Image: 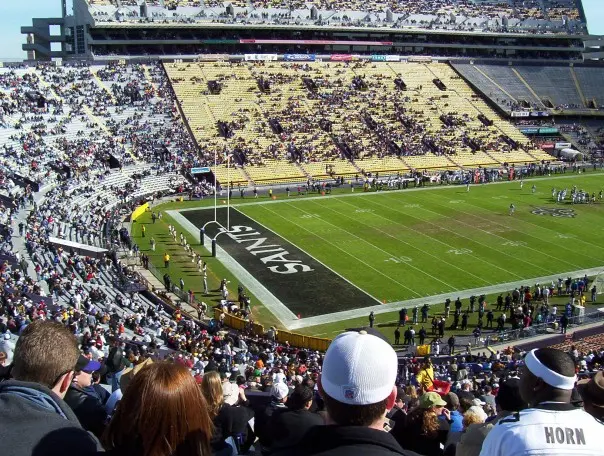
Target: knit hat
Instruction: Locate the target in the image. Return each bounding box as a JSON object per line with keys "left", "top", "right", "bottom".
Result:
{"left": 321, "top": 331, "right": 397, "bottom": 405}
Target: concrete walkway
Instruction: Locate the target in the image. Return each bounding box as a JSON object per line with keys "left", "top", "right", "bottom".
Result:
{"left": 123, "top": 256, "right": 206, "bottom": 321}
{"left": 10, "top": 186, "right": 55, "bottom": 295}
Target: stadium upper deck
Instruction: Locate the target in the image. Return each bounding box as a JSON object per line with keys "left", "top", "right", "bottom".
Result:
{"left": 21, "top": 0, "right": 590, "bottom": 61}
{"left": 85, "top": 0, "right": 585, "bottom": 34}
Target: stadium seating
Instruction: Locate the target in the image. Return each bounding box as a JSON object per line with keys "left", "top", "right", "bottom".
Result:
{"left": 165, "top": 60, "right": 552, "bottom": 184}
{"left": 453, "top": 63, "right": 604, "bottom": 114}
{"left": 573, "top": 68, "right": 604, "bottom": 108}
{"left": 549, "top": 333, "right": 604, "bottom": 353}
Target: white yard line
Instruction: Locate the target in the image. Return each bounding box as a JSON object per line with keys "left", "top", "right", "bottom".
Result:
{"left": 228, "top": 206, "right": 384, "bottom": 303}
{"left": 447, "top": 196, "right": 604, "bottom": 260}
{"left": 359, "top": 194, "right": 564, "bottom": 275}
{"left": 258, "top": 203, "right": 428, "bottom": 296}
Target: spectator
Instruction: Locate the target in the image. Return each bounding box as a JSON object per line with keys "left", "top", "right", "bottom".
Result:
{"left": 257, "top": 382, "right": 290, "bottom": 450}
{"left": 456, "top": 378, "right": 527, "bottom": 456}
{"left": 0, "top": 320, "right": 102, "bottom": 456}
{"left": 392, "top": 392, "right": 451, "bottom": 456}
{"left": 0, "top": 351, "right": 10, "bottom": 380}
{"left": 416, "top": 357, "right": 435, "bottom": 391}
{"left": 102, "top": 362, "right": 212, "bottom": 456}
{"left": 90, "top": 371, "right": 111, "bottom": 407}
{"left": 200, "top": 371, "right": 254, "bottom": 454}
{"left": 457, "top": 380, "right": 475, "bottom": 403}
{"left": 577, "top": 371, "right": 604, "bottom": 421}
{"left": 266, "top": 385, "right": 324, "bottom": 451}
{"left": 105, "top": 358, "right": 153, "bottom": 418}
{"left": 479, "top": 385, "right": 496, "bottom": 410}
{"left": 64, "top": 355, "right": 108, "bottom": 439}
{"left": 386, "top": 386, "right": 408, "bottom": 425}
{"left": 0, "top": 332, "right": 15, "bottom": 364}
{"left": 480, "top": 348, "right": 602, "bottom": 455}
{"left": 220, "top": 371, "right": 240, "bottom": 406}
{"left": 106, "top": 341, "right": 130, "bottom": 393}
{"left": 463, "top": 406, "right": 488, "bottom": 428}
{"left": 442, "top": 391, "right": 464, "bottom": 445}
{"left": 273, "top": 330, "right": 415, "bottom": 456}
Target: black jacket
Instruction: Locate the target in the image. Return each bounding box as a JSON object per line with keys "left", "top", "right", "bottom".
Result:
{"left": 270, "top": 425, "right": 419, "bottom": 456}
{"left": 390, "top": 413, "right": 448, "bottom": 456}
{"left": 64, "top": 385, "right": 108, "bottom": 438}
{"left": 106, "top": 347, "right": 127, "bottom": 373}
{"left": 0, "top": 380, "right": 102, "bottom": 456}
{"left": 256, "top": 400, "right": 289, "bottom": 446}
{"left": 266, "top": 408, "right": 324, "bottom": 451}
{"left": 211, "top": 403, "right": 254, "bottom": 447}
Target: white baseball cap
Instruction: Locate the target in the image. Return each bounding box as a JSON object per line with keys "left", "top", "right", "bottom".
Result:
{"left": 271, "top": 382, "right": 289, "bottom": 400}
{"left": 321, "top": 331, "right": 397, "bottom": 405}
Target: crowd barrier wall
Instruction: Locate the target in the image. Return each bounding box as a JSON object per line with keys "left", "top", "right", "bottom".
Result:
{"left": 214, "top": 309, "right": 331, "bottom": 351}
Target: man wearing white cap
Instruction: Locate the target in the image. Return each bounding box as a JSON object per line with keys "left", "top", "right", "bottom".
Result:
{"left": 272, "top": 330, "right": 416, "bottom": 456}
{"left": 480, "top": 348, "right": 603, "bottom": 456}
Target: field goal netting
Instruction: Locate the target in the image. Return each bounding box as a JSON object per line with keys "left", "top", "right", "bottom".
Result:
{"left": 594, "top": 270, "right": 604, "bottom": 295}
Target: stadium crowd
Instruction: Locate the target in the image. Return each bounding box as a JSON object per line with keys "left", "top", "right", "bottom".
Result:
{"left": 1, "top": 316, "right": 603, "bottom": 456}
{"left": 87, "top": 0, "right": 585, "bottom": 35}
{"left": 0, "top": 54, "right": 603, "bottom": 456}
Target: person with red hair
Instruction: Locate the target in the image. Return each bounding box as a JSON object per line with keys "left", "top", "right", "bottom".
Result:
{"left": 103, "top": 362, "right": 213, "bottom": 456}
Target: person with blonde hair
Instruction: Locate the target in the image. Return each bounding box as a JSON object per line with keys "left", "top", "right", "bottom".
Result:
{"left": 103, "top": 362, "right": 213, "bottom": 456}
{"left": 462, "top": 406, "right": 487, "bottom": 429}
{"left": 200, "top": 371, "right": 254, "bottom": 454}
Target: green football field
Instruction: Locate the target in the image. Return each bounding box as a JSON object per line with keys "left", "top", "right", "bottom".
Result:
{"left": 136, "top": 172, "right": 604, "bottom": 341}
{"left": 235, "top": 174, "right": 604, "bottom": 301}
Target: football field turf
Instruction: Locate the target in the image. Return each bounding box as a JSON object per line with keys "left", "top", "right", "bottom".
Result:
{"left": 146, "top": 172, "right": 604, "bottom": 337}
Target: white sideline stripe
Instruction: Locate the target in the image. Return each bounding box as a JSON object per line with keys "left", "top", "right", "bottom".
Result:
{"left": 285, "top": 266, "right": 604, "bottom": 330}
{"left": 174, "top": 171, "right": 604, "bottom": 212}
{"left": 166, "top": 210, "right": 298, "bottom": 326}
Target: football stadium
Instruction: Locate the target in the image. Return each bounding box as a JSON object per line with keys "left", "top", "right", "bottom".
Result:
{"left": 1, "top": 0, "right": 604, "bottom": 454}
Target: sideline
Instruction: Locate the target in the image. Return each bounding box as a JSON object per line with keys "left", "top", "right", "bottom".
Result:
{"left": 173, "top": 170, "right": 604, "bottom": 212}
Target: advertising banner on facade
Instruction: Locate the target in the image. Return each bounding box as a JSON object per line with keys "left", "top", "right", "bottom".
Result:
{"left": 283, "top": 54, "right": 316, "bottom": 61}
{"left": 330, "top": 54, "right": 353, "bottom": 61}
{"left": 244, "top": 54, "right": 278, "bottom": 61}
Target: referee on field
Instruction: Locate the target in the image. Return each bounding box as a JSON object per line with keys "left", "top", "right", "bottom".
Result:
{"left": 480, "top": 348, "right": 603, "bottom": 456}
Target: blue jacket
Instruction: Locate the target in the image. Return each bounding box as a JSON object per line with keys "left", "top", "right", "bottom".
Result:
{"left": 440, "top": 409, "right": 464, "bottom": 433}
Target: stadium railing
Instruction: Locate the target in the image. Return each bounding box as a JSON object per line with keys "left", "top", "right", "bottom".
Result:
{"left": 213, "top": 308, "right": 331, "bottom": 351}
{"left": 485, "top": 311, "right": 604, "bottom": 347}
